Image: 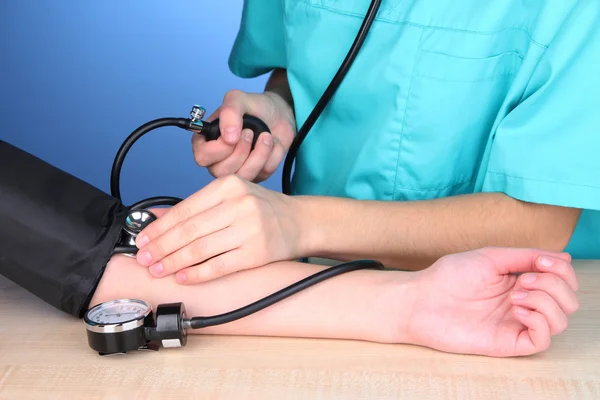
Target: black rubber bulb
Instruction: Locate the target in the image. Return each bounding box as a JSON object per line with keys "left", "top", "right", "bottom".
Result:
{"left": 200, "top": 114, "right": 271, "bottom": 150}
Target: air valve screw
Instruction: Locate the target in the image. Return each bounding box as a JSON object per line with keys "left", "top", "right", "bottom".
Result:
{"left": 190, "top": 105, "right": 206, "bottom": 122}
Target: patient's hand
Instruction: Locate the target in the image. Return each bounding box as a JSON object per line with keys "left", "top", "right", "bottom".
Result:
{"left": 404, "top": 247, "right": 579, "bottom": 357}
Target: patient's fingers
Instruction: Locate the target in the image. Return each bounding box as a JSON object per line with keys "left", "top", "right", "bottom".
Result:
{"left": 534, "top": 255, "right": 579, "bottom": 292}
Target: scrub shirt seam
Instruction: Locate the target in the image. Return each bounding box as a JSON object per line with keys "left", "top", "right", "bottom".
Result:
{"left": 512, "top": 2, "right": 577, "bottom": 106}
{"left": 396, "top": 178, "right": 475, "bottom": 192}
{"left": 283, "top": 0, "right": 290, "bottom": 67}
{"left": 378, "top": 0, "right": 403, "bottom": 20}
{"left": 487, "top": 171, "right": 600, "bottom": 190}
{"left": 414, "top": 72, "right": 519, "bottom": 83}
{"left": 392, "top": 28, "right": 425, "bottom": 200}
{"left": 300, "top": 0, "right": 549, "bottom": 49}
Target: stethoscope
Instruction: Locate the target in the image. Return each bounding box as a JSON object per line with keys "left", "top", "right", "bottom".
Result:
{"left": 83, "top": 0, "right": 383, "bottom": 356}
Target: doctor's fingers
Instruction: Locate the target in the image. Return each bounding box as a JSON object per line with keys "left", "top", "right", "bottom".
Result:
{"left": 135, "top": 200, "right": 236, "bottom": 268}
{"left": 236, "top": 132, "right": 275, "bottom": 182}
{"left": 208, "top": 129, "right": 255, "bottom": 178}
{"left": 136, "top": 176, "right": 252, "bottom": 247}
{"left": 218, "top": 90, "right": 256, "bottom": 144}
{"left": 177, "top": 247, "right": 254, "bottom": 284}
{"left": 150, "top": 227, "right": 243, "bottom": 283}
{"left": 192, "top": 133, "right": 236, "bottom": 170}
{"left": 255, "top": 135, "right": 287, "bottom": 183}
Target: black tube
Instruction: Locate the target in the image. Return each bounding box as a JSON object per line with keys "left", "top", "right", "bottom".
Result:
{"left": 0, "top": 141, "right": 128, "bottom": 318}
{"left": 130, "top": 196, "right": 182, "bottom": 210}
{"left": 111, "top": 117, "right": 190, "bottom": 201}
{"left": 281, "top": 0, "right": 382, "bottom": 195}
{"left": 110, "top": 115, "right": 271, "bottom": 206}
{"left": 188, "top": 259, "right": 385, "bottom": 329}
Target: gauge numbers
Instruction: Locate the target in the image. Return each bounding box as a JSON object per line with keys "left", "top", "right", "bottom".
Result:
{"left": 86, "top": 299, "right": 149, "bottom": 325}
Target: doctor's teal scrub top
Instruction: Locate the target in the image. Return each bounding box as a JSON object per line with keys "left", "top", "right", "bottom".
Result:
{"left": 228, "top": 0, "right": 600, "bottom": 259}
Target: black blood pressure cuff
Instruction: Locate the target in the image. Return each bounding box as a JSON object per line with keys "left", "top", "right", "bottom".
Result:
{"left": 0, "top": 141, "right": 128, "bottom": 318}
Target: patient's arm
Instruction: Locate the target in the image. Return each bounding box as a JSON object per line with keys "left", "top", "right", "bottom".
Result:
{"left": 89, "top": 248, "right": 579, "bottom": 358}
{"left": 90, "top": 254, "right": 411, "bottom": 343}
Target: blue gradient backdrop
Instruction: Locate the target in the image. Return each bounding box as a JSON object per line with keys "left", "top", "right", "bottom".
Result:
{"left": 0, "top": 1, "right": 276, "bottom": 206}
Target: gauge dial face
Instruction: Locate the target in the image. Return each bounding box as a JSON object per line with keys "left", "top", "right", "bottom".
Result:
{"left": 86, "top": 299, "right": 149, "bottom": 325}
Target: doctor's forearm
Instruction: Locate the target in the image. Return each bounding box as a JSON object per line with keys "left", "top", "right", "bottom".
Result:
{"left": 298, "top": 193, "right": 581, "bottom": 270}
{"left": 90, "top": 255, "right": 412, "bottom": 343}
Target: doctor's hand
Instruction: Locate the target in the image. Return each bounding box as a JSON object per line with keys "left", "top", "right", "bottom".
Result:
{"left": 192, "top": 90, "right": 296, "bottom": 183}
{"left": 134, "top": 175, "right": 305, "bottom": 284}
{"left": 406, "top": 248, "right": 580, "bottom": 357}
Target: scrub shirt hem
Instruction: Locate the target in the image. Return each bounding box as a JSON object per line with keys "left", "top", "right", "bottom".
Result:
{"left": 228, "top": 58, "right": 273, "bottom": 79}
{"left": 483, "top": 172, "right": 600, "bottom": 212}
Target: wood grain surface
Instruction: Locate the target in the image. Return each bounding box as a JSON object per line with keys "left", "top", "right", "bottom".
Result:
{"left": 1, "top": 261, "right": 599, "bottom": 400}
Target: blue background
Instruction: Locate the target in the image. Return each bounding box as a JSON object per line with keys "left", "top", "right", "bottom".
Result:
{"left": 0, "top": 1, "right": 276, "bottom": 206}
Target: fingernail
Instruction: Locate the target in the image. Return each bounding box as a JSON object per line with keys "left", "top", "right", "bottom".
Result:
{"left": 243, "top": 130, "right": 253, "bottom": 143}
{"left": 522, "top": 273, "right": 537, "bottom": 284}
{"left": 511, "top": 290, "right": 528, "bottom": 300}
{"left": 136, "top": 234, "right": 149, "bottom": 248}
{"left": 224, "top": 127, "right": 238, "bottom": 142}
{"left": 516, "top": 307, "right": 530, "bottom": 316}
{"left": 539, "top": 256, "right": 554, "bottom": 268}
{"left": 149, "top": 263, "right": 163, "bottom": 276}
{"left": 263, "top": 134, "right": 272, "bottom": 146}
{"left": 138, "top": 251, "right": 152, "bottom": 265}
{"left": 176, "top": 272, "right": 187, "bottom": 283}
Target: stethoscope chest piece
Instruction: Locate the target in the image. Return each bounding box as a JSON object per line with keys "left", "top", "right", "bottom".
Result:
{"left": 115, "top": 209, "right": 158, "bottom": 257}
{"left": 122, "top": 209, "right": 157, "bottom": 245}
{"left": 83, "top": 299, "right": 188, "bottom": 355}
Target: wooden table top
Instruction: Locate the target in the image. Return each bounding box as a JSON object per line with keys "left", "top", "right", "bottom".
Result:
{"left": 1, "top": 261, "right": 599, "bottom": 400}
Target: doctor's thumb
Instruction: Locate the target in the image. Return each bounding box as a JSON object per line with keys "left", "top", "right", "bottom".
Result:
{"left": 218, "top": 90, "right": 252, "bottom": 144}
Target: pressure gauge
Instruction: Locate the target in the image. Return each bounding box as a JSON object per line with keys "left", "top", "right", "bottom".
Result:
{"left": 83, "top": 299, "right": 188, "bottom": 356}
{"left": 84, "top": 299, "right": 154, "bottom": 355}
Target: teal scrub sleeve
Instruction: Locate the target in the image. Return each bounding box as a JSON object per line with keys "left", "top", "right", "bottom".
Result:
{"left": 228, "top": 0, "right": 287, "bottom": 78}
{"left": 482, "top": 2, "right": 600, "bottom": 211}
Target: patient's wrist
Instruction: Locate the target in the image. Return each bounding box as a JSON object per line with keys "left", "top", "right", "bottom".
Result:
{"left": 379, "top": 271, "right": 421, "bottom": 345}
